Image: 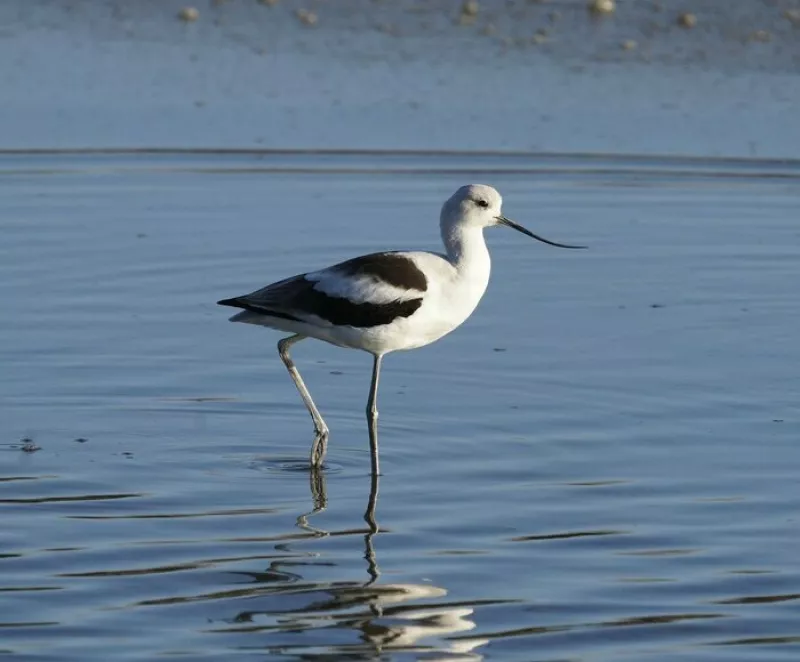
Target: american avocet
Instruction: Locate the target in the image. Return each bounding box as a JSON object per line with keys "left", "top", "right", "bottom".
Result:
{"left": 218, "top": 184, "right": 584, "bottom": 474}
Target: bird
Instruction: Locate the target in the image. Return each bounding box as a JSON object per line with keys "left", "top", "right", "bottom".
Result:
{"left": 218, "top": 184, "right": 585, "bottom": 474}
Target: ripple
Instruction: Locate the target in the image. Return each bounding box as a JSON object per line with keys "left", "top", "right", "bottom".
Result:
{"left": 511, "top": 529, "right": 628, "bottom": 542}
{"left": 714, "top": 593, "right": 800, "bottom": 605}
{"left": 0, "top": 493, "right": 142, "bottom": 504}
{"left": 66, "top": 506, "right": 280, "bottom": 521}
{"left": 249, "top": 456, "right": 345, "bottom": 474}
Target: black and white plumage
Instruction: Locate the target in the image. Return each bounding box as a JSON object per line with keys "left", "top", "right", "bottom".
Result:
{"left": 218, "top": 184, "right": 585, "bottom": 474}
{"left": 220, "top": 253, "right": 427, "bottom": 333}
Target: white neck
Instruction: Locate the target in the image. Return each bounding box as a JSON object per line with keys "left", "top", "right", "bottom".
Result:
{"left": 441, "top": 222, "right": 491, "bottom": 279}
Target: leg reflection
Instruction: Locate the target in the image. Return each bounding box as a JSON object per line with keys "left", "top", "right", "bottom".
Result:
{"left": 295, "top": 465, "right": 328, "bottom": 536}
{"left": 293, "top": 429, "right": 381, "bottom": 587}
{"left": 364, "top": 468, "right": 380, "bottom": 586}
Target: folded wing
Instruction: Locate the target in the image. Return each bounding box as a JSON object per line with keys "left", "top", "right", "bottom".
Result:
{"left": 218, "top": 252, "right": 428, "bottom": 329}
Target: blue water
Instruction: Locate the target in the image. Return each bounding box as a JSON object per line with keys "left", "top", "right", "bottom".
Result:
{"left": 1, "top": 151, "right": 799, "bottom": 661}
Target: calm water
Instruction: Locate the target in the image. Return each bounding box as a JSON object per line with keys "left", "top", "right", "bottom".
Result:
{"left": 1, "top": 151, "right": 799, "bottom": 661}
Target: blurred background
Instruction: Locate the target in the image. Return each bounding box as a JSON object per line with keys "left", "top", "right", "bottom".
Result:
{"left": 2, "top": 0, "right": 799, "bottom": 154}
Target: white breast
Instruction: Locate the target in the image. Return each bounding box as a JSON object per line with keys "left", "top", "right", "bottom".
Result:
{"left": 350, "top": 250, "right": 491, "bottom": 353}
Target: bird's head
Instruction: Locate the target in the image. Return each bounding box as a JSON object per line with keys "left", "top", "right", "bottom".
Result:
{"left": 441, "top": 183, "right": 586, "bottom": 249}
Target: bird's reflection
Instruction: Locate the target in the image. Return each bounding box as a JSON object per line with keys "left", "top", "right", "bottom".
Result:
{"left": 225, "top": 427, "right": 489, "bottom": 660}
{"left": 363, "top": 469, "right": 380, "bottom": 586}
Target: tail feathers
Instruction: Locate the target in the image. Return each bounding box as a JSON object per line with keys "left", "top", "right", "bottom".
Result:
{"left": 218, "top": 297, "right": 300, "bottom": 323}
{"left": 217, "top": 297, "right": 245, "bottom": 308}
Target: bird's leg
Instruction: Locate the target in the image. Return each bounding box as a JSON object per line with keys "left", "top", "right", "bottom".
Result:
{"left": 366, "top": 353, "right": 383, "bottom": 476}
{"left": 277, "top": 334, "right": 329, "bottom": 468}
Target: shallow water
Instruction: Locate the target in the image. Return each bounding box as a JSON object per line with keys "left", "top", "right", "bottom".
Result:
{"left": 1, "top": 151, "right": 799, "bottom": 661}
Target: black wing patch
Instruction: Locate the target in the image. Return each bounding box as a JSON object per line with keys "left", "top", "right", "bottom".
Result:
{"left": 332, "top": 252, "right": 428, "bottom": 292}
{"left": 218, "top": 273, "right": 422, "bottom": 328}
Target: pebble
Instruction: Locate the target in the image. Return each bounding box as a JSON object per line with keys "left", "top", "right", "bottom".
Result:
{"left": 296, "top": 9, "right": 318, "bottom": 26}
{"left": 20, "top": 437, "right": 41, "bottom": 453}
{"left": 178, "top": 7, "right": 199, "bottom": 22}
{"left": 785, "top": 9, "right": 800, "bottom": 26}
{"left": 588, "top": 0, "right": 615, "bottom": 16}
{"left": 677, "top": 12, "right": 697, "bottom": 29}
{"left": 462, "top": 1, "right": 479, "bottom": 17}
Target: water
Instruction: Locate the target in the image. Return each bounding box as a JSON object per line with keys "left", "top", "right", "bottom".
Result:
{"left": 1, "top": 151, "right": 799, "bottom": 661}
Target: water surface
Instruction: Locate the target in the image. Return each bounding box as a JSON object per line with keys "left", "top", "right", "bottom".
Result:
{"left": 1, "top": 151, "right": 799, "bottom": 661}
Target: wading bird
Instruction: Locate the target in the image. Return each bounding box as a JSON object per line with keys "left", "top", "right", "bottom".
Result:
{"left": 218, "top": 184, "right": 584, "bottom": 474}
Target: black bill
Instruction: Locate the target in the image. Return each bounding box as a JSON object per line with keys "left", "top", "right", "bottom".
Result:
{"left": 496, "top": 216, "right": 586, "bottom": 249}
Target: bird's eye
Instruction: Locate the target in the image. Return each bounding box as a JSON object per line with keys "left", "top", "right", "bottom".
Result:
{"left": 476, "top": 199, "right": 489, "bottom": 208}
